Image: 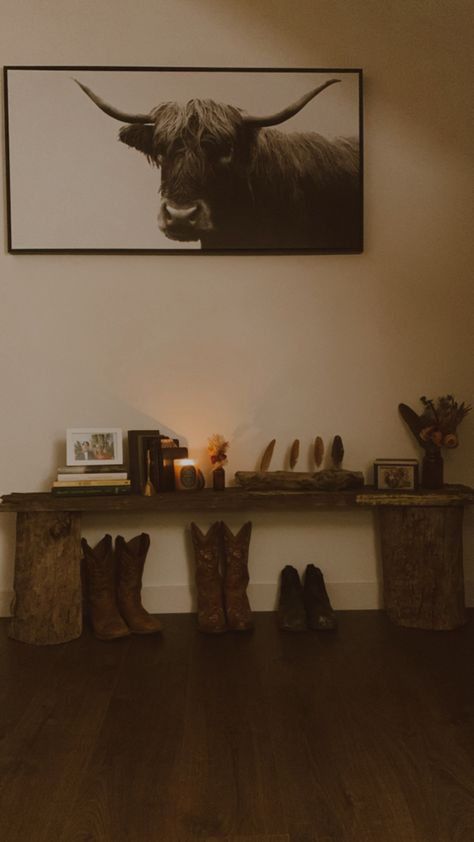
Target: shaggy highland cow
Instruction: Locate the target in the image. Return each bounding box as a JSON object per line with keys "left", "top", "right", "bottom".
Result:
{"left": 76, "top": 78, "right": 361, "bottom": 251}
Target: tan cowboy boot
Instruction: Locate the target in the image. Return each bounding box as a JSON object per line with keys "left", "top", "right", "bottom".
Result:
{"left": 190, "top": 522, "right": 227, "bottom": 633}
{"left": 81, "top": 534, "right": 131, "bottom": 641}
{"left": 115, "top": 533, "right": 163, "bottom": 634}
{"left": 222, "top": 522, "right": 253, "bottom": 632}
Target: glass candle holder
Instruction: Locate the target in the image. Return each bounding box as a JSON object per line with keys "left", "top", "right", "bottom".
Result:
{"left": 174, "top": 459, "right": 202, "bottom": 491}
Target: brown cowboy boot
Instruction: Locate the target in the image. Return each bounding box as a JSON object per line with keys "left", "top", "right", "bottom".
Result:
{"left": 190, "top": 522, "right": 227, "bottom": 633}
{"left": 222, "top": 521, "right": 253, "bottom": 632}
{"left": 81, "top": 534, "right": 131, "bottom": 641}
{"left": 115, "top": 533, "right": 163, "bottom": 634}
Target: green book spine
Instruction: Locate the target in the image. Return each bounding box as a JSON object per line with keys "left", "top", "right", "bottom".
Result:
{"left": 51, "top": 485, "right": 132, "bottom": 496}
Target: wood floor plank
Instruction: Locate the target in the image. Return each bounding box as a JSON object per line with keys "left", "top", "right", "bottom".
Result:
{"left": 0, "top": 629, "right": 130, "bottom": 842}
{"left": 206, "top": 835, "right": 289, "bottom": 841}
{"left": 0, "top": 611, "right": 473, "bottom": 842}
{"left": 256, "top": 611, "right": 474, "bottom": 842}
{"left": 165, "top": 628, "right": 287, "bottom": 841}
{"left": 335, "top": 613, "right": 474, "bottom": 842}
{"left": 58, "top": 614, "right": 194, "bottom": 842}
{"left": 0, "top": 632, "right": 64, "bottom": 781}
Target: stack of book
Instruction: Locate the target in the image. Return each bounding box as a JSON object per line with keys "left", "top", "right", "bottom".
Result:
{"left": 51, "top": 465, "right": 131, "bottom": 496}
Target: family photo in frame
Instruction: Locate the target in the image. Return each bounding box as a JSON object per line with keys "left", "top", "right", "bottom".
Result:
{"left": 66, "top": 428, "right": 123, "bottom": 466}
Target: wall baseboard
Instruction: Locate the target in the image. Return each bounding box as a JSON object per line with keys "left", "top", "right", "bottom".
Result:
{"left": 143, "top": 581, "right": 385, "bottom": 613}
{"left": 1, "top": 581, "right": 473, "bottom": 618}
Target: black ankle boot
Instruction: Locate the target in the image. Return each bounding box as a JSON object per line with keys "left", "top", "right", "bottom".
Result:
{"left": 303, "top": 564, "right": 337, "bottom": 630}
{"left": 277, "top": 565, "right": 307, "bottom": 631}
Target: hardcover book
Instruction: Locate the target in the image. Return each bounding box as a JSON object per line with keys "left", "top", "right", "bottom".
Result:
{"left": 56, "top": 464, "right": 127, "bottom": 474}
{"left": 56, "top": 472, "right": 128, "bottom": 482}
{"left": 52, "top": 479, "right": 131, "bottom": 488}
{"left": 51, "top": 484, "right": 131, "bottom": 496}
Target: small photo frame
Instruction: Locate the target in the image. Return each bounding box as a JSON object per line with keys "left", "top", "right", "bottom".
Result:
{"left": 66, "top": 428, "right": 123, "bottom": 466}
{"left": 374, "top": 459, "right": 419, "bottom": 491}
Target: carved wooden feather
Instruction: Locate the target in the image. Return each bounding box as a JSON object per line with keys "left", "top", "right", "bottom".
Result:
{"left": 331, "top": 435, "right": 344, "bottom": 468}
{"left": 260, "top": 439, "right": 276, "bottom": 472}
{"left": 289, "top": 439, "right": 300, "bottom": 469}
{"left": 314, "top": 436, "right": 324, "bottom": 468}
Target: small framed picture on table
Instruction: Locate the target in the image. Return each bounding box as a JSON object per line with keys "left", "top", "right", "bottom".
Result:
{"left": 66, "top": 428, "right": 123, "bottom": 466}
{"left": 374, "top": 459, "right": 419, "bottom": 490}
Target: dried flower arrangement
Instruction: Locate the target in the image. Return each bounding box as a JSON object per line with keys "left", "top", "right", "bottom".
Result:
{"left": 207, "top": 434, "right": 229, "bottom": 469}
{"left": 208, "top": 433, "right": 229, "bottom": 490}
{"left": 399, "top": 395, "right": 471, "bottom": 452}
{"left": 399, "top": 395, "right": 471, "bottom": 488}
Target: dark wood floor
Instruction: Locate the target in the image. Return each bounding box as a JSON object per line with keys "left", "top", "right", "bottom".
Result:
{"left": 0, "top": 610, "right": 473, "bottom": 842}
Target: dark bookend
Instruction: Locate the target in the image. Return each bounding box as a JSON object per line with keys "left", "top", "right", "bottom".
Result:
{"left": 141, "top": 435, "right": 164, "bottom": 492}
{"left": 127, "top": 429, "right": 160, "bottom": 493}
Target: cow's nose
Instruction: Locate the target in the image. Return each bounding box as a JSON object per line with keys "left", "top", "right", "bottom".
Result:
{"left": 164, "top": 204, "right": 198, "bottom": 225}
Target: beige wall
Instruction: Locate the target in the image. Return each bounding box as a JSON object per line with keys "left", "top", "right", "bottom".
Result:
{"left": 1, "top": 0, "right": 473, "bottom": 615}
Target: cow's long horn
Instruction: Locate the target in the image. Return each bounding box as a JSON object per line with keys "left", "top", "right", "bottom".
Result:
{"left": 74, "top": 79, "right": 153, "bottom": 124}
{"left": 243, "top": 79, "right": 340, "bottom": 128}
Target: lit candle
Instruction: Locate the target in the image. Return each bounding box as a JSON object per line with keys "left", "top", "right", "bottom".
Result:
{"left": 174, "top": 458, "right": 202, "bottom": 491}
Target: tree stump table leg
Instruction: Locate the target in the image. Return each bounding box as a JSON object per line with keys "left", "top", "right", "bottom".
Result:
{"left": 378, "top": 506, "right": 466, "bottom": 630}
{"left": 9, "top": 511, "right": 82, "bottom": 645}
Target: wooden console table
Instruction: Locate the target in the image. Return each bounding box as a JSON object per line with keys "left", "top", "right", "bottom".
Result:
{"left": 1, "top": 485, "right": 473, "bottom": 644}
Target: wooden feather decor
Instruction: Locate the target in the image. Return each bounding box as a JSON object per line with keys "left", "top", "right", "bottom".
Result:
{"left": 289, "top": 439, "right": 300, "bottom": 469}
{"left": 314, "top": 436, "right": 324, "bottom": 468}
{"left": 331, "top": 435, "right": 344, "bottom": 468}
{"left": 260, "top": 439, "right": 276, "bottom": 472}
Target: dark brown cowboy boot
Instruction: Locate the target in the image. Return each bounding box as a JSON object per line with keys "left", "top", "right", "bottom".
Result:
{"left": 277, "top": 565, "right": 307, "bottom": 631}
{"left": 303, "top": 564, "right": 337, "bottom": 630}
{"left": 222, "top": 522, "right": 253, "bottom": 632}
{"left": 190, "top": 522, "right": 227, "bottom": 633}
{"left": 115, "top": 533, "right": 163, "bottom": 634}
{"left": 81, "top": 534, "right": 131, "bottom": 641}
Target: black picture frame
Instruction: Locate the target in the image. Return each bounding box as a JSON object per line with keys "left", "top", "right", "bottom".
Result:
{"left": 4, "top": 65, "right": 363, "bottom": 255}
{"left": 373, "top": 460, "right": 419, "bottom": 491}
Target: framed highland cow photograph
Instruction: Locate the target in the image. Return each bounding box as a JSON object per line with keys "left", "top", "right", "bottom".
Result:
{"left": 4, "top": 66, "right": 363, "bottom": 254}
